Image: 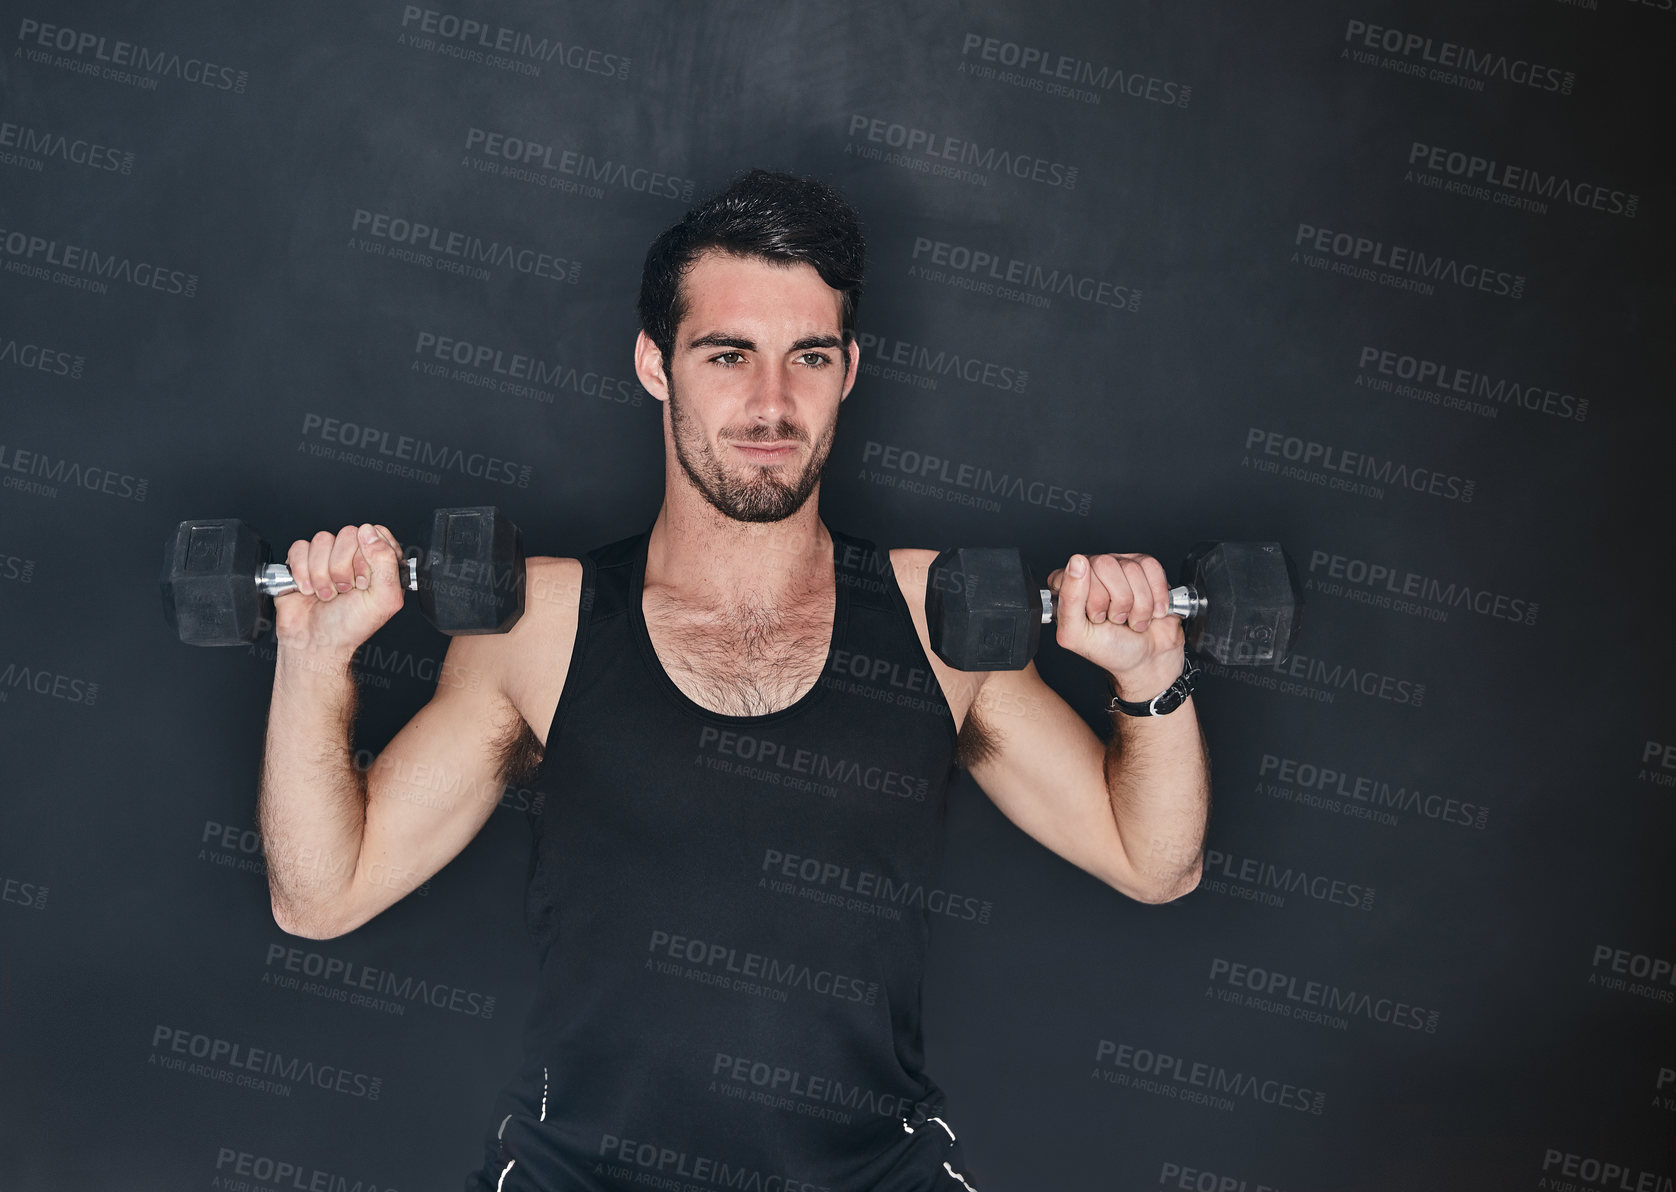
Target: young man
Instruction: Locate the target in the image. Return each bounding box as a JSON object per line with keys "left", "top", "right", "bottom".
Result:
{"left": 259, "top": 170, "right": 1208, "bottom": 1191}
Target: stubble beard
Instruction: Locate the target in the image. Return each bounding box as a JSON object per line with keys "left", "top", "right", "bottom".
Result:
{"left": 666, "top": 375, "right": 837, "bottom": 524}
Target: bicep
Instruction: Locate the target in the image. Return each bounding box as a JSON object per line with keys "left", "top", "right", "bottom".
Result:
{"left": 292, "top": 556, "right": 578, "bottom": 935}
{"left": 964, "top": 666, "right": 1152, "bottom": 896}
{"left": 356, "top": 549, "right": 579, "bottom": 881}
{"left": 891, "top": 546, "right": 1155, "bottom": 893}
{"left": 344, "top": 639, "right": 525, "bottom": 917}
{"left": 353, "top": 554, "right": 577, "bottom": 914}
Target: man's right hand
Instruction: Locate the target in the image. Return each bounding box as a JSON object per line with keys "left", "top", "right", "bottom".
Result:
{"left": 276, "top": 523, "right": 406, "bottom": 657}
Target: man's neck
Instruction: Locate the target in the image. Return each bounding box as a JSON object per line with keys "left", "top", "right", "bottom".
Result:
{"left": 645, "top": 488, "right": 832, "bottom": 611}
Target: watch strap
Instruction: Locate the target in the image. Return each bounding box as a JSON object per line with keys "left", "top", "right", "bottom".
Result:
{"left": 1107, "top": 655, "right": 1199, "bottom": 717}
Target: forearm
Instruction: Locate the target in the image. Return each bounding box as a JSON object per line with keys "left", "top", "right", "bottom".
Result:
{"left": 258, "top": 646, "right": 367, "bottom": 934}
{"left": 1103, "top": 668, "right": 1210, "bottom": 901}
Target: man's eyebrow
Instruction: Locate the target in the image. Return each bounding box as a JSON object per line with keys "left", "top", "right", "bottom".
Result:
{"left": 684, "top": 332, "right": 843, "bottom": 353}
{"left": 686, "top": 332, "right": 756, "bottom": 352}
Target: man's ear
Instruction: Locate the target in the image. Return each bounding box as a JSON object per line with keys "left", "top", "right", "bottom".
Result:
{"left": 840, "top": 337, "right": 861, "bottom": 400}
{"left": 634, "top": 330, "right": 670, "bottom": 403}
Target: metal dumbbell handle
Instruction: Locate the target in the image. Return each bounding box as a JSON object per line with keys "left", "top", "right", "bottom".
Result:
{"left": 256, "top": 556, "right": 420, "bottom": 597}
{"left": 1039, "top": 584, "right": 1206, "bottom": 624}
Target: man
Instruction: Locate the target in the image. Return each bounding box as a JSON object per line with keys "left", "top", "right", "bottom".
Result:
{"left": 259, "top": 170, "right": 1208, "bottom": 1191}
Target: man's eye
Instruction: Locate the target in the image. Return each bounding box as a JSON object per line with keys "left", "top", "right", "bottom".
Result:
{"left": 798, "top": 353, "right": 830, "bottom": 368}
{"left": 712, "top": 351, "right": 745, "bottom": 366}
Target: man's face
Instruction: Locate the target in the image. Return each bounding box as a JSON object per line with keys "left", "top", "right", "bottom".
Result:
{"left": 635, "top": 251, "right": 860, "bottom": 524}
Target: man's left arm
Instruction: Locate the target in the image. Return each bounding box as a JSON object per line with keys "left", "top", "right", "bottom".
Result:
{"left": 894, "top": 549, "right": 1209, "bottom": 904}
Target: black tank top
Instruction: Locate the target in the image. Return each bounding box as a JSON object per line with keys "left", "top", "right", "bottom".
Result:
{"left": 480, "top": 525, "right": 965, "bottom": 1191}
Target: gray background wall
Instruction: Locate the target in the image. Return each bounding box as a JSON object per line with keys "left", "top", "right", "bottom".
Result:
{"left": 1, "top": 1, "right": 1672, "bottom": 1188}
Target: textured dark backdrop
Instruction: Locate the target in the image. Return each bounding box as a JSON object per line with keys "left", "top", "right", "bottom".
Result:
{"left": 1, "top": 1, "right": 1672, "bottom": 1189}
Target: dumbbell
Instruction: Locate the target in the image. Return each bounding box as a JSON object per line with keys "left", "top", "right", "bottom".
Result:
{"left": 160, "top": 506, "right": 525, "bottom": 646}
{"left": 925, "top": 542, "right": 1301, "bottom": 671}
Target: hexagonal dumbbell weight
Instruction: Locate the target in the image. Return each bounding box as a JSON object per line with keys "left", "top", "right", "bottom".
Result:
{"left": 159, "top": 506, "right": 525, "bottom": 646}
{"left": 925, "top": 541, "right": 1301, "bottom": 671}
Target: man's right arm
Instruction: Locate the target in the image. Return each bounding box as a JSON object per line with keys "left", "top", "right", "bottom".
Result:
{"left": 257, "top": 522, "right": 578, "bottom": 939}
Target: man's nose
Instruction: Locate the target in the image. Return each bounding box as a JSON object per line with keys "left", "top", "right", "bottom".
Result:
{"left": 742, "top": 362, "right": 791, "bottom": 420}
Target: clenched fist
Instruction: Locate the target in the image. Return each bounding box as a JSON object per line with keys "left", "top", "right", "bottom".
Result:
{"left": 275, "top": 523, "right": 406, "bottom": 658}
{"left": 1045, "top": 552, "right": 1187, "bottom": 700}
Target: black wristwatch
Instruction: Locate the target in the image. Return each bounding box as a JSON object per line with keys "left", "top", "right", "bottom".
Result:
{"left": 1107, "top": 656, "right": 1199, "bottom": 717}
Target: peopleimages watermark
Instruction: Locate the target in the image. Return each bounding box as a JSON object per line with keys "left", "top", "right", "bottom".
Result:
{"left": 855, "top": 329, "right": 1028, "bottom": 394}
{"left": 397, "top": 5, "right": 630, "bottom": 80}
{"left": 212, "top": 1146, "right": 398, "bottom": 1192}
{"left": 0, "top": 225, "right": 198, "bottom": 297}
{"left": 646, "top": 928, "right": 880, "bottom": 1006}
{"left": 263, "top": 943, "right": 497, "bottom": 1019}
{"left": 1091, "top": 1040, "right": 1326, "bottom": 1114}
{"left": 1198, "top": 649, "right": 1424, "bottom": 709}
{"left": 819, "top": 644, "right": 949, "bottom": 719}
{"left": 244, "top": 625, "right": 490, "bottom": 695}
{"left": 1405, "top": 141, "right": 1637, "bottom": 219}
{"left": 956, "top": 31, "right": 1192, "bottom": 108}
{"left": 1292, "top": 222, "right": 1524, "bottom": 299}
{"left": 1589, "top": 944, "right": 1676, "bottom": 1007}
{"left": 709, "top": 1051, "right": 915, "bottom": 1123}
{"left": 0, "top": 333, "right": 84, "bottom": 379}
{"left": 1156, "top": 1160, "right": 1286, "bottom": 1192}
{"left": 0, "top": 441, "right": 147, "bottom": 502}
{"left": 0, "top": 551, "right": 35, "bottom": 584}
{"left": 1257, "top": 751, "right": 1490, "bottom": 830}
{"left": 860, "top": 439, "right": 1092, "bottom": 517}
{"left": 1, "top": 874, "right": 48, "bottom": 911}
{"left": 909, "top": 235, "right": 1140, "bottom": 312}
{"left": 0, "top": 120, "right": 134, "bottom": 175}
{"left": 298, "top": 412, "right": 532, "bottom": 488}
{"left": 1243, "top": 427, "right": 1475, "bottom": 504}
{"left": 198, "top": 819, "right": 436, "bottom": 896}
{"left": 845, "top": 113, "right": 1078, "bottom": 190}
{"left": 1354, "top": 344, "right": 1586, "bottom": 424}
{"left": 148, "top": 1025, "right": 382, "bottom": 1100}
{"left": 1654, "top": 1068, "right": 1676, "bottom": 1114}
{"left": 412, "top": 329, "right": 642, "bottom": 406}
{"left": 1269, "top": 650, "right": 1424, "bottom": 706}
{"left": 349, "top": 207, "right": 580, "bottom": 284}
{"left": 1641, "top": 740, "right": 1676, "bottom": 788}
{"left": 596, "top": 1131, "right": 822, "bottom": 1192}
{"left": 697, "top": 726, "right": 929, "bottom": 801}
{"left": 1196, "top": 846, "right": 1376, "bottom": 912}
{"left": 349, "top": 749, "right": 546, "bottom": 817}
{"left": 462, "top": 127, "right": 694, "bottom": 201}
{"left": 1207, "top": 957, "right": 1440, "bottom": 1033}
{"left": 0, "top": 660, "right": 100, "bottom": 706}
{"left": 1340, "top": 19, "right": 1576, "bottom": 95}
{"left": 1539, "top": 1148, "right": 1672, "bottom": 1192}
{"left": 759, "top": 847, "right": 992, "bottom": 924}
{"left": 199, "top": 819, "right": 272, "bottom": 878}
{"left": 1306, "top": 547, "right": 1538, "bottom": 630}
{"left": 14, "top": 17, "right": 250, "bottom": 94}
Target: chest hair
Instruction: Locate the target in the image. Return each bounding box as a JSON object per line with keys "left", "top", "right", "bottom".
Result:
{"left": 648, "top": 588, "right": 834, "bottom": 717}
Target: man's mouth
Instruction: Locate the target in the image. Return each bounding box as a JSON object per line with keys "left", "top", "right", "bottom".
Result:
{"left": 729, "top": 441, "right": 799, "bottom": 461}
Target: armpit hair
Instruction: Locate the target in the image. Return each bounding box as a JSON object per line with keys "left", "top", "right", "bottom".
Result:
{"left": 954, "top": 702, "right": 999, "bottom": 771}
{"left": 492, "top": 718, "right": 545, "bottom": 787}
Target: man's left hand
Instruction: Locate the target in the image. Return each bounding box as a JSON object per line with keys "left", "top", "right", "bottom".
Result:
{"left": 1045, "top": 553, "right": 1186, "bottom": 700}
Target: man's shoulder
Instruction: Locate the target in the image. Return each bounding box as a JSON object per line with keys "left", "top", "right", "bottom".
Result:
{"left": 443, "top": 556, "right": 584, "bottom": 697}
{"left": 885, "top": 546, "right": 939, "bottom": 566}
{"left": 884, "top": 547, "right": 939, "bottom": 605}
{"left": 829, "top": 533, "right": 938, "bottom": 599}
{"left": 523, "top": 555, "right": 586, "bottom": 619}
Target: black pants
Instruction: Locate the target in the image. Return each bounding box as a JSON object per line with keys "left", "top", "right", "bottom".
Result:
{"left": 465, "top": 1102, "right": 980, "bottom": 1192}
